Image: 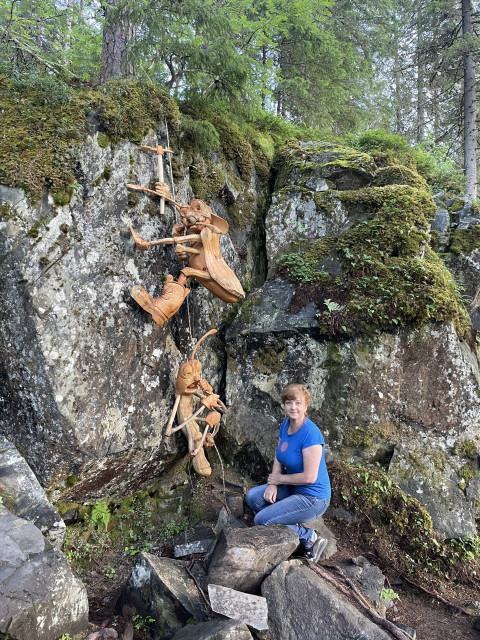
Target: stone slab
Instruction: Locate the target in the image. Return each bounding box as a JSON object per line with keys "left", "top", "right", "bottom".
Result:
{"left": 208, "top": 584, "right": 268, "bottom": 631}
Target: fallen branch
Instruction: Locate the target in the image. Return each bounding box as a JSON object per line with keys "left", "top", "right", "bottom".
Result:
{"left": 399, "top": 573, "right": 474, "bottom": 617}
{"left": 306, "top": 561, "right": 415, "bottom": 640}
{"left": 186, "top": 560, "right": 211, "bottom": 612}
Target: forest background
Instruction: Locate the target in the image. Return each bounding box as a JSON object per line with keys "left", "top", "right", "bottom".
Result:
{"left": 0, "top": 0, "right": 478, "bottom": 200}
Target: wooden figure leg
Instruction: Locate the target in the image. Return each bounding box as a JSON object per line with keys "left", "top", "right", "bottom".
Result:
{"left": 131, "top": 275, "right": 190, "bottom": 326}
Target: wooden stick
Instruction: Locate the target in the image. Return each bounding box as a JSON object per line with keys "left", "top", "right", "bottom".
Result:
{"left": 165, "top": 395, "right": 181, "bottom": 436}
{"left": 169, "top": 405, "right": 206, "bottom": 434}
{"left": 140, "top": 145, "right": 173, "bottom": 215}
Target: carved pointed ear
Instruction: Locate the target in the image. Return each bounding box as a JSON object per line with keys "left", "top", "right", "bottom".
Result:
{"left": 190, "top": 329, "right": 217, "bottom": 360}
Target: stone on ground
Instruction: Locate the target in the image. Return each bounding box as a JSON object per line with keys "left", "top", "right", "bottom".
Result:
{"left": 206, "top": 524, "right": 298, "bottom": 593}
{"left": 208, "top": 584, "right": 268, "bottom": 631}
{"left": 118, "top": 553, "right": 208, "bottom": 640}
{"left": 0, "top": 505, "right": 88, "bottom": 640}
{"left": 172, "top": 618, "right": 254, "bottom": 640}
{"left": 174, "top": 524, "right": 216, "bottom": 558}
{"left": 0, "top": 435, "right": 65, "bottom": 547}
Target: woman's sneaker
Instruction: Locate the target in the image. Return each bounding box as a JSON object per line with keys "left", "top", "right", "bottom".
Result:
{"left": 304, "top": 531, "right": 328, "bottom": 563}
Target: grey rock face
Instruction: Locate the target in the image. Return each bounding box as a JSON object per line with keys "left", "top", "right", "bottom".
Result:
{"left": 261, "top": 560, "right": 392, "bottom": 640}
{"left": 0, "top": 127, "right": 247, "bottom": 500}
{"left": 224, "top": 319, "right": 480, "bottom": 537}
{"left": 0, "top": 435, "right": 65, "bottom": 547}
{"left": 206, "top": 525, "right": 299, "bottom": 593}
{"left": 0, "top": 505, "right": 89, "bottom": 640}
{"left": 119, "top": 553, "right": 208, "bottom": 639}
{"left": 172, "top": 618, "right": 253, "bottom": 640}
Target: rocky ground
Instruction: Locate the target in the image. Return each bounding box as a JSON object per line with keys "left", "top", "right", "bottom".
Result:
{"left": 73, "top": 466, "right": 480, "bottom": 640}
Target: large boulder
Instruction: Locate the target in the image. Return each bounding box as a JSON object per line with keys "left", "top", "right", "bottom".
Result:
{"left": 224, "top": 316, "right": 480, "bottom": 537}
{"left": 206, "top": 525, "right": 299, "bottom": 593}
{"left": 0, "top": 124, "right": 253, "bottom": 500}
{"left": 118, "top": 553, "right": 208, "bottom": 639}
{"left": 261, "top": 560, "right": 392, "bottom": 640}
{"left": 0, "top": 505, "right": 89, "bottom": 640}
{"left": 0, "top": 435, "right": 65, "bottom": 547}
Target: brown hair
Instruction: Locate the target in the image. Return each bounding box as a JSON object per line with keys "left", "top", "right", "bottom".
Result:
{"left": 281, "top": 384, "right": 311, "bottom": 407}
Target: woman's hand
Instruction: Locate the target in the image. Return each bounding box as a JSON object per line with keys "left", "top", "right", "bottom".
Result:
{"left": 263, "top": 484, "right": 278, "bottom": 503}
{"left": 267, "top": 472, "right": 282, "bottom": 485}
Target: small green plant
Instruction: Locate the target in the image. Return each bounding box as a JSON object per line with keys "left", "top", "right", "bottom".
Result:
{"left": 124, "top": 542, "right": 149, "bottom": 556}
{"left": 380, "top": 587, "right": 401, "bottom": 603}
{"left": 132, "top": 614, "right": 155, "bottom": 631}
{"left": 59, "top": 634, "right": 72, "bottom": 640}
{"left": 91, "top": 501, "right": 111, "bottom": 531}
{"left": 160, "top": 517, "right": 190, "bottom": 542}
{"left": 324, "top": 298, "right": 344, "bottom": 312}
{"left": 101, "top": 564, "right": 116, "bottom": 579}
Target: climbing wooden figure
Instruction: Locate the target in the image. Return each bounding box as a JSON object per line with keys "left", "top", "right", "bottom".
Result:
{"left": 165, "top": 329, "right": 227, "bottom": 477}
{"left": 127, "top": 174, "right": 245, "bottom": 326}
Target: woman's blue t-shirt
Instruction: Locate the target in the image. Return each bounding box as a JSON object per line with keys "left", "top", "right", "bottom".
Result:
{"left": 276, "top": 417, "right": 331, "bottom": 498}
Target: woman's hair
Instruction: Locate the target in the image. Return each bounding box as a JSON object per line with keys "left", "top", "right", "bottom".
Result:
{"left": 281, "top": 384, "right": 311, "bottom": 407}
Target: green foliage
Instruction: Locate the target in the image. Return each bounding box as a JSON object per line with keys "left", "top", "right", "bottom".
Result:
{"left": 180, "top": 115, "right": 220, "bottom": 156}
{"left": 349, "top": 129, "right": 465, "bottom": 194}
{"left": 91, "top": 501, "right": 111, "bottom": 531}
{"left": 159, "top": 517, "right": 190, "bottom": 542}
{"left": 0, "top": 76, "right": 179, "bottom": 202}
{"left": 132, "top": 615, "right": 155, "bottom": 631}
{"left": 380, "top": 588, "right": 400, "bottom": 603}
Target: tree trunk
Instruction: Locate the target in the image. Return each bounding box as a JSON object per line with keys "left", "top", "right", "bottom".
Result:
{"left": 100, "top": 0, "right": 136, "bottom": 82}
{"left": 462, "top": 0, "right": 477, "bottom": 201}
{"left": 416, "top": 6, "right": 425, "bottom": 143}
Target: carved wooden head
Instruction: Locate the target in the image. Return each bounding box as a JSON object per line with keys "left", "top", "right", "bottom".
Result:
{"left": 179, "top": 199, "right": 213, "bottom": 232}
{"left": 174, "top": 329, "right": 217, "bottom": 395}
{"left": 175, "top": 359, "right": 202, "bottom": 395}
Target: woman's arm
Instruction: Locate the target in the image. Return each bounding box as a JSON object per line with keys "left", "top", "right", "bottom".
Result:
{"left": 264, "top": 456, "right": 282, "bottom": 503}
{"left": 267, "top": 445, "right": 323, "bottom": 486}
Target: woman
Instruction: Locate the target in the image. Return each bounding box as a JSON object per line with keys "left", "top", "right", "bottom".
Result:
{"left": 246, "top": 384, "right": 331, "bottom": 562}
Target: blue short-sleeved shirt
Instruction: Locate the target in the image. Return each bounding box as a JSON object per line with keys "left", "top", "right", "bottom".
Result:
{"left": 276, "top": 417, "right": 331, "bottom": 498}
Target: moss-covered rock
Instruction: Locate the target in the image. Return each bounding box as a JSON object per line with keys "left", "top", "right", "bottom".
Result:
{"left": 0, "top": 77, "right": 180, "bottom": 202}
{"left": 373, "top": 165, "right": 429, "bottom": 191}
{"left": 450, "top": 226, "right": 480, "bottom": 255}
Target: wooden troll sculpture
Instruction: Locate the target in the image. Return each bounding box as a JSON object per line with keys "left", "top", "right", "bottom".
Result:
{"left": 128, "top": 180, "right": 245, "bottom": 326}
{"left": 165, "top": 329, "right": 226, "bottom": 477}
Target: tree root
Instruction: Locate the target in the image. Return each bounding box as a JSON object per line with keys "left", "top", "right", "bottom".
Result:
{"left": 306, "top": 560, "right": 415, "bottom": 640}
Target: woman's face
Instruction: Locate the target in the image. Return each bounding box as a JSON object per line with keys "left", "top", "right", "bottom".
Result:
{"left": 283, "top": 394, "right": 308, "bottom": 422}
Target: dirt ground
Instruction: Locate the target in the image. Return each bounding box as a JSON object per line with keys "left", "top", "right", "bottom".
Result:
{"left": 79, "top": 468, "right": 480, "bottom": 640}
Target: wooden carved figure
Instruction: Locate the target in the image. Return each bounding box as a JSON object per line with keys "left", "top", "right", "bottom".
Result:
{"left": 165, "top": 329, "right": 226, "bottom": 477}
{"left": 127, "top": 181, "right": 245, "bottom": 326}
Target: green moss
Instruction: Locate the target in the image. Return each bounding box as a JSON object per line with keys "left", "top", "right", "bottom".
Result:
{"left": 253, "top": 345, "right": 287, "bottom": 374}
{"left": 103, "top": 165, "right": 111, "bottom": 181}
{"left": 190, "top": 160, "right": 225, "bottom": 201}
{"left": 459, "top": 462, "right": 477, "bottom": 484}
{"left": 0, "top": 203, "right": 15, "bottom": 220}
{"left": 277, "top": 184, "right": 471, "bottom": 339}
{"left": 66, "top": 475, "right": 78, "bottom": 487}
{"left": 448, "top": 198, "right": 464, "bottom": 213}
{"left": 53, "top": 184, "right": 75, "bottom": 206}
{"left": 373, "top": 165, "right": 429, "bottom": 191}
{"left": 453, "top": 439, "right": 477, "bottom": 458}
{"left": 227, "top": 191, "right": 258, "bottom": 229}
{"left": 450, "top": 226, "right": 480, "bottom": 255}
{"left": 97, "top": 132, "right": 111, "bottom": 148}
{"left": 26, "top": 215, "right": 51, "bottom": 238}
{"left": 0, "top": 77, "right": 179, "bottom": 203}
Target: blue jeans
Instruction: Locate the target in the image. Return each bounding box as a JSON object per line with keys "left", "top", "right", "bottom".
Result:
{"left": 245, "top": 484, "right": 330, "bottom": 546}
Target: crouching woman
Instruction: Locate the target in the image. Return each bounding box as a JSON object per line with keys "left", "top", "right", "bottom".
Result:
{"left": 246, "top": 384, "right": 331, "bottom": 562}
